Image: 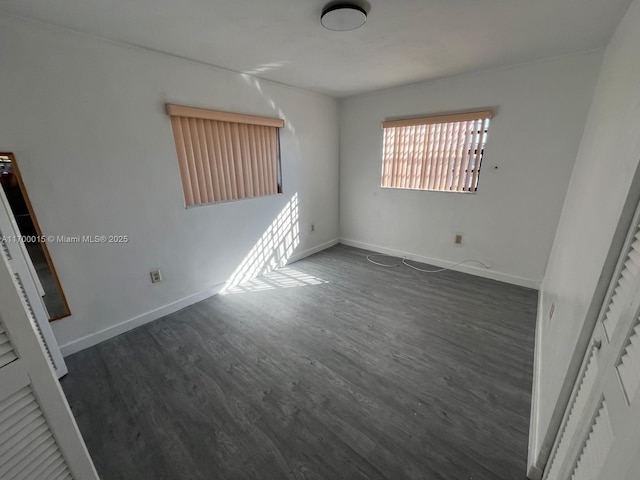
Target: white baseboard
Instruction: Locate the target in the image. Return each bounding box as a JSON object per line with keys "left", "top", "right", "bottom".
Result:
{"left": 527, "top": 288, "right": 545, "bottom": 479}
{"left": 59, "top": 238, "right": 340, "bottom": 357}
{"left": 527, "top": 465, "right": 544, "bottom": 480}
{"left": 59, "top": 283, "right": 224, "bottom": 357}
{"left": 339, "top": 238, "right": 540, "bottom": 289}
{"left": 287, "top": 238, "right": 340, "bottom": 264}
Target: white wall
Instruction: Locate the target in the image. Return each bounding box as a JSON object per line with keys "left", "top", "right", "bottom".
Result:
{"left": 0, "top": 16, "right": 340, "bottom": 352}
{"left": 339, "top": 53, "right": 603, "bottom": 288}
{"left": 530, "top": 0, "right": 640, "bottom": 475}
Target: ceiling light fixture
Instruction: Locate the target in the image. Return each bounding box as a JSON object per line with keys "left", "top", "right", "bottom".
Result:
{"left": 321, "top": 3, "right": 367, "bottom": 31}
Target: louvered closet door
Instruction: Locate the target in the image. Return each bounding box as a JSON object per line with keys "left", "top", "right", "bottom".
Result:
{"left": 0, "top": 187, "right": 66, "bottom": 378}
{"left": 0, "top": 242, "right": 98, "bottom": 479}
{"left": 543, "top": 203, "right": 640, "bottom": 480}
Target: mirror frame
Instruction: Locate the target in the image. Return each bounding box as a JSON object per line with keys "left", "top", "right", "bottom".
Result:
{"left": 1, "top": 152, "right": 71, "bottom": 321}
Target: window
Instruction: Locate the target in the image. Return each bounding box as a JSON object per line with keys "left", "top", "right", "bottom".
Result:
{"left": 166, "top": 104, "right": 284, "bottom": 206}
{"left": 381, "top": 110, "right": 492, "bottom": 193}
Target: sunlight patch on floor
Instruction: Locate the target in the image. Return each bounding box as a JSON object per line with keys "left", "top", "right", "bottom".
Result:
{"left": 223, "top": 266, "right": 327, "bottom": 294}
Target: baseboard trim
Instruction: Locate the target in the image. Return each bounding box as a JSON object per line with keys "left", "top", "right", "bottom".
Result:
{"left": 59, "top": 283, "right": 224, "bottom": 357}
{"left": 527, "top": 465, "right": 544, "bottom": 480}
{"left": 287, "top": 238, "right": 340, "bottom": 264}
{"left": 527, "top": 289, "right": 546, "bottom": 479}
{"left": 339, "top": 238, "right": 540, "bottom": 289}
{"left": 59, "top": 239, "right": 340, "bottom": 357}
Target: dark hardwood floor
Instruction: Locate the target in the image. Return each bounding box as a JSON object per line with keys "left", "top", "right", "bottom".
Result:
{"left": 61, "top": 245, "right": 537, "bottom": 480}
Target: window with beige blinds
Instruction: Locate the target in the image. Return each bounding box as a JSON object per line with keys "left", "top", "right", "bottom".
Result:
{"left": 167, "top": 104, "right": 284, "bottom": 206}
{"left": 381, "top": 110, "right": 492, "bottom": 193}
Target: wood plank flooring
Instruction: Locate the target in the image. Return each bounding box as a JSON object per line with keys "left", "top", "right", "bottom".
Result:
{"left": 60, "top": 245, "right": 537, "bottom": 480}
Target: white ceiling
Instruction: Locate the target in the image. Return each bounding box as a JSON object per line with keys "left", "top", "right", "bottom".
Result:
{"left": 0, "top": 0, "right": 632, "bottom": 97}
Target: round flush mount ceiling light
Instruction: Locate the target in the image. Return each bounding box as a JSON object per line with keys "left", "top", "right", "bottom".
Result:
{"left": 321, "top": 4, "right": 367, "bottom": 31}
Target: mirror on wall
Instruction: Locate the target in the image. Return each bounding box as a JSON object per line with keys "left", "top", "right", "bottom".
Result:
{"left": 0, "top": 153, "right": 71, "bottom": 320}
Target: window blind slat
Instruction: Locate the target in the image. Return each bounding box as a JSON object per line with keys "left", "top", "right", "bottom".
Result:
{"left": 470, "top": 119, "right": 485, "bottom": 190}
{"left": 391, "top": 124, "right": 402, "bottom": 186}
{"left": 443, "top": 122, "right": 454, "bottom": 190}
{"left": 381, "top": 129, "right": 393, "bottom": 187}
{"left": 221, "top": 122, "right": 238, "bottom": 200}
{"left": 267, "top": 125, "right": 278, "bottom": 194}
{"left": 203, "top": 121, "right": 222, "bottom": 202}
{"left": 246, "top": 125, "right": 260, "bottom": 196}
{"left": 428, "top": 124, "right": 442, "bottom": 190}
{"left": 452, "top": 121, "right": 468, "bottom": 191}
{"left": 399, "top": 127, "right": 408, "bottom": 188}
{"left": 437, "top": 123, "right": 449, "bottom": 190}
{"left": 225, "top": 122, "right": 240, "bottom": 200}
{"left": 402, "top": 128, "right": 413, "bottom": 188}
{"left": 443, "top": 122, "right": 459, "bottom": 190}
{"left": 181, "top": 117, "right": 202, "bottom": 205}
{"left": 433, "top": 123, "right": 451, "bottom": 190}
{"left": 259, "top": 126, "right": 269, "bottom": 196}
{"left": 255, "top": 126, "right": 265, "bottom": 195}
{"left": 213, "top": 122, "right": 227, "bottom": 200}
{"left": 437, "top": 123, "right": 450, "bottom": 190}
{"left": 239, "top": 124, "right": 253, "bottom": 197}
{"left": 456, "top": 121, "right": 472, "bottom": 191}
{"left": 411, "top": 125, "right": 422, "bottom": 189}
{"left": 188, "top": 118, "right": 208, "bottom": 203}
{"left": 400, "top": 125, "right": 409, "bottom": 187}
{"left": 195, "top": 119, "right": 215, "bottom": 203}
{"left": 460, "top": 120, "right": 474, "bottom": 191}
{"left": 450, "top": 130, "right": 460, "bottom": 190}
{"left": 418, "top": 124, "right": 432, "bottom": 189}
{"left": 211, "top": 122, "right": 232, "bottom": 200}
{"left": 235, "top": 123, "right": 247, "bottom": 198}
{"left": 230, "top": 124, "right": 246, "bottom": 198}
{"left": 170, "top": 117, "right": 195, "bottom": 206}
{"left": 465, "top": 120, "right": 481, "bottom": 191}
{"left": 247, "top": 125, "right": 261, "bottom": 196}
{"left": 429, "top": 125, "right": 444, "bottom": 190}
{"left": 402, "top": 127, "right": 413, "bottom": 188}
{"left": 409, "top": 127, "right": 424, "bottom": 189}
{"left": 392, "top": 126, "right": 402, "bottom": 187}
{"left": 401, "top": 126, "right": 412, "bottom": 188}
{"left": 247, "top": 124, "right": 258, "bottom": 197}
{"left": 259, "top": 126, "right": 272, "bottom": 195}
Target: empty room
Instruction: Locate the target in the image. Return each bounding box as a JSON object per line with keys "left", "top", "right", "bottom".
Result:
{"left": 1, "top": 0, "right": 640, "bottom": 479}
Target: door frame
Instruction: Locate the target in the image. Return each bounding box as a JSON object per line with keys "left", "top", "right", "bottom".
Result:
{"left": 0, "top": 152, "right": 71, "bottom": 321}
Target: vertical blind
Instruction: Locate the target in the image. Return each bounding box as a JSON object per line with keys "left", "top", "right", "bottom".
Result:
{"left": 167, "top": 104, "right": 284, "bottom": 206}
{"left": 381, "top": 110, "right": 492, "bottom": 192}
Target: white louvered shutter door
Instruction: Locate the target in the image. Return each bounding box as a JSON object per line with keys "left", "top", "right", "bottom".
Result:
{"left": 0, "top": 187, "right": 67, "bottom": 378}
{"left": 543, "top": 203, "right": 640, "bottom": 480}
{"left": 0, "top": 239, "right": 98, "bottom": 479}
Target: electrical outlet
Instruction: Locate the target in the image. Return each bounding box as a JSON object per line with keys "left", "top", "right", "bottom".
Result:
{"left": 150, "top": 270, "right": 162, "bottom": 284}
{"left": 454, "top": 234, "right": 463, "bottom": 245}
{"left": 311, "top": 223, "right": 315, "bottom": 232}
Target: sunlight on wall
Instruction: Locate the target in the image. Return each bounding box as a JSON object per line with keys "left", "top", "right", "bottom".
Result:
{"left": 221, "top": 193, "right": 300, "bottom": 293}
{"left": 243, "top": 61, "right": 291, "bottom": 76}
{"left": 223, "top": 266, "right": 327, "bottom": 294}
{"left": 240, "top": 73, "right": 296, "bottom": 135}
